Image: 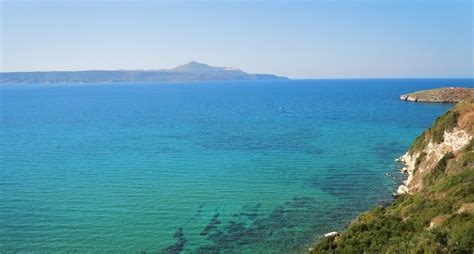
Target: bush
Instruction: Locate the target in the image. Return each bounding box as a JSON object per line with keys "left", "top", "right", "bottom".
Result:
{"left": 431, "top": 111, "right": 460, "bottom": 144}
{"left": 424, "top": 152, "right": 454, "bottom": 186}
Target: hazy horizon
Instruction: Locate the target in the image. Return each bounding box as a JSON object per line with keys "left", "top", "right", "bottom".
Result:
{"left": 1, "top": 0, "right": 473, "bottom": 79}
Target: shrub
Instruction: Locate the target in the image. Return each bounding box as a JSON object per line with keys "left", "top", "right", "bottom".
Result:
{"left": 424, "top": 152, "right": 454, "bottom": 186}
{"left": 409, "top": 132, "right": 428, "bottom": 155}
{"left": 431, "top": 111, "right": 460, "bottom": 144}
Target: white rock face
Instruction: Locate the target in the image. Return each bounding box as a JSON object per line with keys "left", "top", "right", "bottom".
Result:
{"left": 396, "top": 128, "right": 471, "bottom": 195}
{"left": 399, "top": 95, "right": 417, "bottom": 102}
{"left": 396, "top": 153, "right": 417, "bottom": 195}
{"left": 324, "top": 232, "right": 339, "bottom": 237}
{"left": 443, "top": 129, "right": 472, "bottom": 151}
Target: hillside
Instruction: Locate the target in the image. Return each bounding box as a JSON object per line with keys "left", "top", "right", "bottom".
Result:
{"left": 311, "top": 98, "right": 474, "bottom": 253}
{"left": 0, "top": 61, "right": 288, "bottom": 84}
{"left": 400, "top": 87, "right": 474, "bottom": 103}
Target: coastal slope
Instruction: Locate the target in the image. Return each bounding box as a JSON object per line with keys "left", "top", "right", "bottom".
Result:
{"left": 312, "top": 98, "right": 474, "bottom": 253}
{"left": 0, "top": 61, "right": 288, "bottom": 84}
{"left": 400, "top": 87, "right": 474, "bottom": 103}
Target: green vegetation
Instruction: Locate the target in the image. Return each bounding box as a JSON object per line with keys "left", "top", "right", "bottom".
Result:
{"left": 409, "top": 132, "right": 428, "bottom": 155}
{"left": 313, "top": 206, "right": 417, "bottom": 253}
{"left": 423, "top": 152, "right": 454, "bottom": 186}
{"left": 431, "top": 111, "right": 460, "bottom": 144}
{"left": 312, "top": 146, "right": 473, "bottom": 253}
{"left": 312, "top": 102, "right": 474, "bottom": 254}
{"left": 408, "top": 110, "right": 460, "bottom": 155}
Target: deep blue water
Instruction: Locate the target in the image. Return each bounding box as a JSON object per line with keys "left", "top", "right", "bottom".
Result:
{"left": 1, "top": 79, "right": 472, "bottom": 253}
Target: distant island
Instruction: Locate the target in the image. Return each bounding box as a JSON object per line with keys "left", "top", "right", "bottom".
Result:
{"left": 400, "top": 87, "right": 474, "bottom": 103}
{"left": 0, "top": 61, "right": 288, "bottom": 84}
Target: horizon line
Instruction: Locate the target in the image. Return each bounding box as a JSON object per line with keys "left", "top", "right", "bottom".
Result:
{"left": 1, "top": 69, "right": 473, "bottom": 80}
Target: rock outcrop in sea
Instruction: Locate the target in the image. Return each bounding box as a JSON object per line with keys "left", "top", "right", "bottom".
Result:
{"left": 400, "top": 87, "right": 474, "bottom": 103}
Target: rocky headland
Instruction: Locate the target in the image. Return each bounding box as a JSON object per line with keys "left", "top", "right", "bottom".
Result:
{"left": 400, "top": 87, "right": 474, "bottom": 103}
{"left": 311, "top": 96, "right": 474, "bottom": 253}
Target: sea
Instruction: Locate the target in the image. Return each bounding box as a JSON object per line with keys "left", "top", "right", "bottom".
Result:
{"left": 1, "top": 79, "right": 472, "bottom": 253}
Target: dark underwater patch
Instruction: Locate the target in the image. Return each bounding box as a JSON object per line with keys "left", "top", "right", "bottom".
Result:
{"left": 145, "top": 195, "right": 355, "bottom": 253}
{"left": 200, "top": 213, "right": 222, "bottom": 236}
{"left": 192, "top": 197, "right": 320, "bottom": 253}
{"left": 158, "top": 228, "right": 187, "bottom": 254}
{"left": 198, "top": 127, "right": 322, "bottom": 155}
{"left": 371, "top": 141, "right": 405, "bottom": 160}
{"left": 310, "top": 165, "right": 382, "bottom": 198}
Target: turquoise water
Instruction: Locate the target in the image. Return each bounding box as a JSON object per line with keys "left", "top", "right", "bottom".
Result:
{"left": 1, "top": 79, "right": 472, "bottom": 253}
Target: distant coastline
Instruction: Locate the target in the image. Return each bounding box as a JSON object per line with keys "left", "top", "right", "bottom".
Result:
{"left": 0, "top": 61, "right": 288, "bottom": 84}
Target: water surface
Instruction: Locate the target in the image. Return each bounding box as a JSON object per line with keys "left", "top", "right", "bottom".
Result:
{"left": 1, "top": 79, "right": 472, "bottom": 253}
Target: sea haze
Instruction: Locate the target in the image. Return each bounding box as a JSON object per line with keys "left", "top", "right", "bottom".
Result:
{"left": 1, "top": 79, "right": 472, "bottom": 253}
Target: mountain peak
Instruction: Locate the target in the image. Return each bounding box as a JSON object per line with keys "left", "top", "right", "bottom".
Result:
{"left": 187, "top": 61, "right": 203, "bottom": 65}
{"left": 172, "top": 61, "right": 218, "bottom": 73}
{"left": 171, "top": 61, "right": 244, "bottom": 74}
{"left": 184, "top": 61, "right": 209, "bottom": 67}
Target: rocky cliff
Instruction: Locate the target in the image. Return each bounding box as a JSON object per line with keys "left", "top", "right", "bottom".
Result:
{"left": 400, "top": 87, "right": 474, "bottom": 103}
{"left": 397, "top": 99, "right": 473, "bottom": 194}
{"left": 311, "top": 97, "right": 474, "bottom": 253}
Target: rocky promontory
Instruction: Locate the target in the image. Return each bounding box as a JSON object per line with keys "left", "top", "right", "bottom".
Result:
{"left": 400, "top": 87, "right": 474, "bottom": 103}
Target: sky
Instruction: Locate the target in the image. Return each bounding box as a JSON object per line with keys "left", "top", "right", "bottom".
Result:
{"left": 0, "top": 0, "right": 472, "bottom": 78}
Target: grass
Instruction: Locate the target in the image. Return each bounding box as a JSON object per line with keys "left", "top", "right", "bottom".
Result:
{"left": 431, "top": 111, "right": 460, "bottom": 144}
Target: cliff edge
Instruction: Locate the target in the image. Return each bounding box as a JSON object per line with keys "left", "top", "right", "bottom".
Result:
{"left": 311, "top": 97, "right": 474, "bottom": 253}
{"left": 400, "top": 87, "right": 474, "bottom": 103}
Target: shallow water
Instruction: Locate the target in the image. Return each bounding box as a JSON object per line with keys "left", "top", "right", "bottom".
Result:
{"left": 1, "top": 79, "right": 472, "bottom": 253}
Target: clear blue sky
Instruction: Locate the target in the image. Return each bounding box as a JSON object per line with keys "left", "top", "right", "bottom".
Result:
{"left": 1, "top": 0, "right": 472, "bottom": 78}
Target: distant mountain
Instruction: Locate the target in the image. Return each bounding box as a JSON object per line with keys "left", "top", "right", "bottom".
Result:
{"left": 171, "top": 61, "right": 242, "bottom": 73}
{"left": 0, "top": 61, "right": 288, "bottom": 84}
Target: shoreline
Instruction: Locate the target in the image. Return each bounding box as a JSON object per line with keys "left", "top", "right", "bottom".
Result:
{"left": 395, "top": 152, "right": 415, "bottom": 195}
